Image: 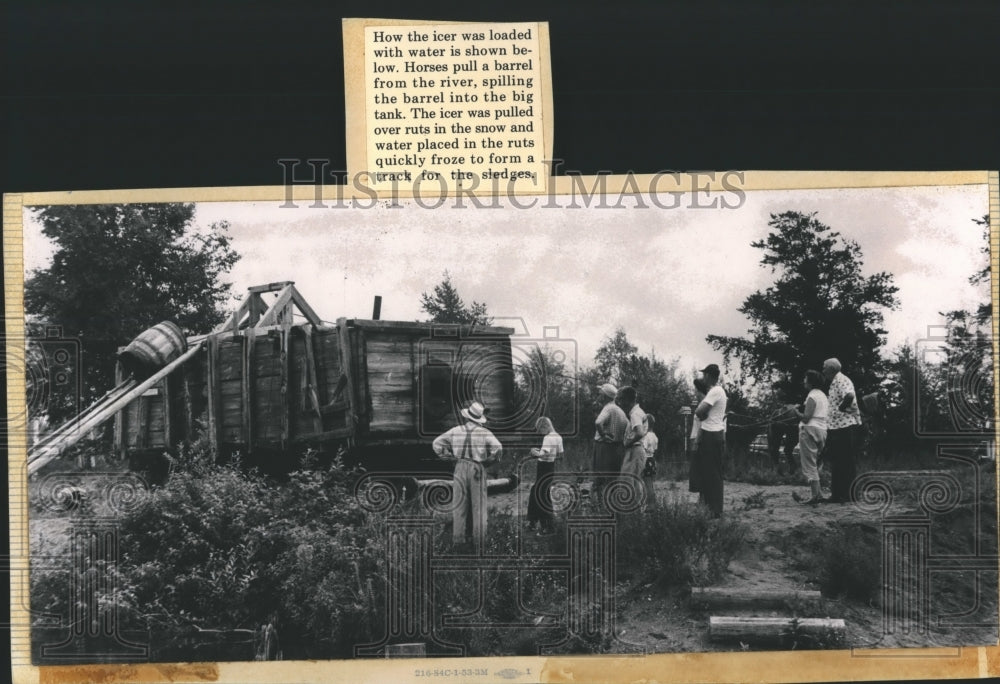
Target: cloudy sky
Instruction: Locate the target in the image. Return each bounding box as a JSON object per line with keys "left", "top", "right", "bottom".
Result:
{"left": 23, "top": 183, "right": 989, "bottom": 377}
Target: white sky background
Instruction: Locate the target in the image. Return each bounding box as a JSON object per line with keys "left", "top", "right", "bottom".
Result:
{"left": 23, "top": 184, "right": 989, "bottom": 377}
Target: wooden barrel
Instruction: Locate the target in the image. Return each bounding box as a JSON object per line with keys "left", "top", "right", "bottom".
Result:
{"left": 119, "top": 321, "right": 187, "bottom": 377}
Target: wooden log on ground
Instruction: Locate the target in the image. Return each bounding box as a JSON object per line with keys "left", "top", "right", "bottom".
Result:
{"left": 709, "top": 616, "right": 845, "bottom": 644}
{"left": 385, "top": 643, "right": 425, "bottom": 658}
{"left": 692, "top": 587, "right": 822, "bottom": 609}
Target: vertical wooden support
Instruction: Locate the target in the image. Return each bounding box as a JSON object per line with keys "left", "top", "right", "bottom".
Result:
{"left": 162, "top": 376, "right": 172, "bottom": 448}
{"left": 244, "top": 327, "right": 255, "bottom": 453}
{"left": 182, "top": 370, "right": 193, "bottom": 444}
{"left": 409, "top": 338, "right": 418, "bottom": 433}
{"left": 207, "top": 333, "right": 221, "bottom": 455}
{"left": 280, "top": 327, "right": 289, "bottom": 448}
{"left": 138, "top": 395, "right": 150, "bottom": 449}
{"left": 113, "top": 361, "right": 125, "bottom": 460}
{"left": 359, "top": 330, "right": 370, "bottom": 434}
{"left": 303, "top": 326, "right": 323, "bottom": 436}
{"left": 336, "top": 318, "right": 356, "bottom": 437}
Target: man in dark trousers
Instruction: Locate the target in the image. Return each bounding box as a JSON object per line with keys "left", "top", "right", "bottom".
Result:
{"left": 593, "top": 382, "right": 628, "bottom": 507}
{"left": 694, "top": 364, "right": 728, "bottom": 517}
{"left": 821, "top": 358, "right": 862, "bottom": 503}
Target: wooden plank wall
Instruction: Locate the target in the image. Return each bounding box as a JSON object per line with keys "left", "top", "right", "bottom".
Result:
{"left": 117, "top": 324, "right": 519, "bottom": 452}
{"left": 367, "top": 333, "right": 516, "bottom": 437}
{"left": 252, "top": 332, "right": 284, "bottom": 443}
{"left": 366, "top": 332, "right": 416, "bottom": 433}
{"left": 219, "top": 336, "right": 246, "bottom": 444}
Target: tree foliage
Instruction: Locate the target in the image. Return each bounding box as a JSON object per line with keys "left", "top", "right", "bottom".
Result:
{"left": 24, "top": 203, "right": 239, "bottom": 420}
{"left": 931, "top": 215, "right": 992, "bottom": 434}
{"left": 707, "top": 211, "right": 899, "bottom": 393}
{"left": 419, "top": 271, "right": 492, "bottom": 325}
{"left": 586, "top": 328, "right": 693, "bottom": 449}
{"left": 513, "top": 344, "right": 579, "bottom": 436}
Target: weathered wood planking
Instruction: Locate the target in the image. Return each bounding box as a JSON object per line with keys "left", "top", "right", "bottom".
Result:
{"left": 253, "top": 334, "right": 284, "bottom": 443}
{"left": 118, "top": 319, "right": 520, "bottom": 455}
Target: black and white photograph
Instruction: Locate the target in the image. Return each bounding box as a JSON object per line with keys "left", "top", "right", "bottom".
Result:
{"left": 19, "top": 179, "right": 998, "bottom": 665}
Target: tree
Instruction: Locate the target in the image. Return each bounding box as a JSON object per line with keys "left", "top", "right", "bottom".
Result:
{"left": 593, "top": 328, "right": 637, "bottom": 386}
{"left": 937, "top": 215, "right": 992, "bottom": 434}
{"left": 25, "top": 203, "right": 240, "bottom": 422}
{"left": 512, "top": 345, "right": 579, "bottom": 436}
{"left": 706, "top": 211, "right": 899, "bottom": 394}
{"left": 591, "top": 328, "right": 693, "bottom": 451}
{"left": 419, "top": 271, "right": 492, "bottom": 325}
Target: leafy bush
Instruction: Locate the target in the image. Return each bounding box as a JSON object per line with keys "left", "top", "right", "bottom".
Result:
{"left": 615, "top": 499, "right": 747, "bottom": 588}
{"left": 32, "top": 445, "right": 388, "bottom": 662}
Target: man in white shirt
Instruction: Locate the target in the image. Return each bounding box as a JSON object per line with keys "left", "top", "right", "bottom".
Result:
{"left": 694, "top": 364, "right": 727, "bottom": 517}
{"left": 433, "top": 401, "right": 502, "bottom": 549}
{"left": 821, "top": 358, "right": 861, "bottom": 504}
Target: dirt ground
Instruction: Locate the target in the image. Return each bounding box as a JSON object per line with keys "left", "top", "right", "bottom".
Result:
{"left": 488, "top": 474, "right": 1000, "bottom": 653}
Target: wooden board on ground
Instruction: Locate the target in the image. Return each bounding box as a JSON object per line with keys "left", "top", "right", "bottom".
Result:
{"left": 691, "top": 586, "right": 823, "bottom": 609}
{"left": 709, "top": 616, "right": 845, "bottom": 643}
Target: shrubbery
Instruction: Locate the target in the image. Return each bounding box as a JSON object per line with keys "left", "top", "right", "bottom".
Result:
{"left": 32, "top": 446, "right": 387, "bottom": 661}
{"left": 615, "top": 498, "right": 747, "bottom": 588}
{"left": 31, "top": 446, "right": 749, "bottom": 661}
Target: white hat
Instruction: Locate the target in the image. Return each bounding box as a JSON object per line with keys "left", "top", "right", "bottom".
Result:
{"left": 461, "top": 401, "right": 487, "bottom": 425}
{"left": 598, "top": 383, "right": 618, "bottom": 399}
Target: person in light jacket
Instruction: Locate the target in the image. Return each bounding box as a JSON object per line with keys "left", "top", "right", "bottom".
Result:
{"left": 433, "top": 401, "right": 502, "bottom": 549}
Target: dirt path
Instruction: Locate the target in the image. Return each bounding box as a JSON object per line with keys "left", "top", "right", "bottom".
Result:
{"left": 488, "top": 475, "right": 998, "bottom": 653}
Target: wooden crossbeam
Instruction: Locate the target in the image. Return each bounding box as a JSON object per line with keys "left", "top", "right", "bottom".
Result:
{"left": 256, "top": 285, "right": 294, "bottom": 328}
{"left": 248, "top": 281, "right": 294, "bottom": 294}
{"left": 290, "top": 285, "right": 322, "bottom": 326}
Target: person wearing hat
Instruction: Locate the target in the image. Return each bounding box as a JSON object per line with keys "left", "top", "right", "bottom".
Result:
{"left": 433, "top": 400, "right": 503, "bottom": 549}
{"left": 694, "top": 364, "right": 727, "bottom": 517}
{"left": 593, "top": 382, "right": 629, "bottom": 506}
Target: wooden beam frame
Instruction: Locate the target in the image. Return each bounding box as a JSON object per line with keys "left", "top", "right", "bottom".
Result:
{"left": 256, "top": 285, "right": 294, "bottom": 328}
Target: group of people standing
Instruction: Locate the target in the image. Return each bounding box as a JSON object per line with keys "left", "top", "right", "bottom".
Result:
{"left": 593, "top": 383, "right": 659, "bottom": 508}
{"left": 431, "top": 356, "right": 862, "bottom": 550}
{"left": 432, "top": 401, "right": 567, "bottom": 549}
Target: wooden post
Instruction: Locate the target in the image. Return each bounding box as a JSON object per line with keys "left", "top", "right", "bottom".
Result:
{"left": 207, "top": 334, "right": 221, "bottom": 456}
{"left": 113, "top": 361, "right": 125, "bottom": 460}
{"left": 243, "top": 328, "right": 255, "bottom": 453}
{"left": 691, "top": 587, "right": 823, "bottom": 610}
{"left": 336, "top": 318, "right": 356, "bottom": 437}
{"left": 137, "top": 393, "right": 149, "bottom": 450}
{"left": 303, "top": 326, "right": 322, "bottom": 437}
{"left": 709, "top": 616, "right": 846, "bottom": 643}
{"left": 372, "top": 295, "right": 382, "bottom": 320}
{"left": 162, "top": 376, "right": 172, "bottom": 448}
{"left": 280, "top": 327, "right": 289, "bottom": 447}
{"left": 182, "top": 369, "right": 193, "bottom": 444}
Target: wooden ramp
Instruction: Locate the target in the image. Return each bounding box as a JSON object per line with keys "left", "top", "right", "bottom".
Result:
{"left": 27, "top": 341, "right": 204, "bottom": 476}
